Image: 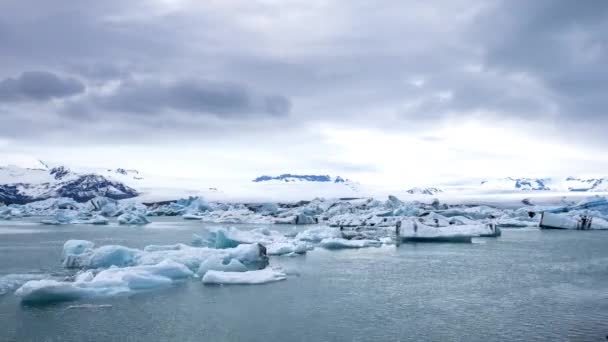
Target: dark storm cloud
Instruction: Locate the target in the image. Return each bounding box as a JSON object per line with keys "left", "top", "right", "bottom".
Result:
{"left": 76, "top": 78, "right": 290, "bottom": 118}
{"left": 0, "top": 71, "right": 84, "bottom": 102}
{"left": 474, "top": 0, "right": 608, "bottom": 120}
{"left": 0, "top": 0, "right": 607, "bottom": 145}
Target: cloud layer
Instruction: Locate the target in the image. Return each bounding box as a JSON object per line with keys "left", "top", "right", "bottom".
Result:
{"left": 1, "top": 0, "right": 607, "bottom": 181}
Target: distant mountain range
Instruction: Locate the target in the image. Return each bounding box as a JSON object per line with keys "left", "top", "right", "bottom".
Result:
{"left": 406, "top": 187, "right": 443, "bottom": 195}
{"left": 252, "top": 174, "right": 360, "bottom": 194}
{"left": 478, "top": 177, "right": 608, "bottom": 192}
{"left": 0, "top": 164, "right": 139, "bottom": 204}
{"left": 2, "top": 160, "right": 608, "bottom": 205}
{"left": 253, "top": 174, "right": 347, "bottom": 183}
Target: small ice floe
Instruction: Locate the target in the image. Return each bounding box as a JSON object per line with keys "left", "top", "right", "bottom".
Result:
{"left": 117, "top": 212, "right": 149, "bottom": 225}
{"left": 15, "top": 260, "right": 193, "bottom": 304}
{"left": 319, "top": 238, "right": 382, "bottom": 249}
{"left": 196, "top": 255, "right": 248, "bottom": 277}
{"left": 295, "top": 226, "right": 341, "bottom": 242}
{"left": 539, "top": 212, "right": 608, "bottom": 230}
{"left": 202, "top": 268, "right": 287, "bottom": 285}
{"left": 182, "top": 213, "right": 204, "bottom": 220}
{"left": 266, "top": 241, "right": 310, "bottom": 256}
{"left": 398, "top": 221, "right": 474, "bottom": 243}
{"left": 0, "top": 273, "right": 48, "bottom": 296}
{"left": 66, "top": 304, "right": 112, "bottom": 310}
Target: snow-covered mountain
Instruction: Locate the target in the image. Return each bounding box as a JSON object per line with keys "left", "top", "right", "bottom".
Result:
{"left": 247, "top": 174, "right": 360, "bottom": 200}
{"left": 476, "top": 177, "right": 608, "bottom": 193}
{"left": 253, "top": 174, "right": 347, "bottom": 183}
{"left": 406, "top": 187, "right": 443, "bottom": 195}
{"left": 562, "top": 177, "right": 608, "bottom": 192}
{"left": 480, "top": 178, "right": 551, "bottom": 191}
{"left": 0, "top": 164, "right": 138, "bottom": 204}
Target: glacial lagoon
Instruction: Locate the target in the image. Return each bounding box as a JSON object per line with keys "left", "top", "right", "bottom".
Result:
{"left": 1, "top": 218, "right": 607, "bottom": 342}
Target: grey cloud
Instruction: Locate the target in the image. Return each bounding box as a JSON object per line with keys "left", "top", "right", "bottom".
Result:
{"left": 475, "top": 0, "right": 608, "bottom": 120}
{"left": 0, "top": 71, "right": 85, "bottom": 102}
{"left": 0, "top": 0, "right": 607, "bottom": 147}
{"left": 81, "top": 78, "right": 291, "bottom": 118}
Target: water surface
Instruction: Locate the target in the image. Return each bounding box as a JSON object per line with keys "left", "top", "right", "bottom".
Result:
{"left": 0, "top": 218, "right": 607, "bottom": 341}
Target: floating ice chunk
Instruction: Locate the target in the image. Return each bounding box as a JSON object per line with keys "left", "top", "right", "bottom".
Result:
{"left": 385, "top": 195, "right": 403, "bottom": 209}
{"left": 74, "top": 270, "right": 95, "bottom": 283}
{"left": 319, "top": 238, "right": 381, "bottom": 249}
{"left": 84, "top": 215, "right": 109, "bottom": 225}
{"left": 0, "top": 273, "right": 48, "bottom": 296}
{"left": 135, "top": 242, "right": 269, "bottom": 272}
{"left": 295, "top": 213, "right": 317, "bottom": 225}
{"left": 448, "top": 216, "right": 478, "bottom": 225}
{"left": 40, "top": 210, "right": 78, "bottom": 225}
{"left": 591, "top": 217, "right": 608, "bottom": 229}
{"left": 197, "top": 255, "right": 248, "bottom": 276}
{"left": 211, "top": 229, "right": 240, "bottom": 249}
{"left": 266, "top": 242, "right": 309, "bottom": 256}
{"left": 191, "top": 234, "right": 205, "bottom": 247}
{"left": 397, "top": 221, "right": 478, "bottom": 243}
{"left": 496, "top": 218, "right": 538, "bottom": 228}
{"left": 295, "top": 226, "right": 341, "bottom": 242}
{"left": 182, "top": 213, "right": 203, "bottom": 220}
{"left": 206, "top": 227, "right": 287, "bottom": 249}
{"left": 16, "top": 260, "right": 193, "bottom": 304}
{"left": 15, "top": 279, "right": 88, "bottom": 303}
{"left": 62, "top": 240, "right": 95, "bottom": 260}
{"left": 88, "top": 245, "right": 139, "bottom": 268}
{"left": 67, "top": 304, "right": 112, "bottom": 310}
{"left": 92, "top": 260, "right": 192, "bottom": 289}
{"left": 143, "top": 243, "right": 189, "bottom": 252}
{"left": 202, "top": 268, "right": 287, "bottom": 285}
{"left": 117, "top": 212, "right": 149, "bottom": 225}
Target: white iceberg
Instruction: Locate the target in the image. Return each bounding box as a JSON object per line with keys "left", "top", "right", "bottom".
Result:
{"left": 266, "top": 241, "right": 310, "bottom": 256}
{"left": 196, "top": 255, "right": 248, "bottom": 276}
{"left": 295, "top": 226, "right": 341, "bottom": 242}
{"left": 16, "top": 260, "right": 193, "bottom": 304}
{"left": 0, "top": 273, "right": 48, "bottom": 296}
{"left": 319, "top": 238, "right": 382, "bottom": 249}
{"left": 117, "top": 212, "right": 149, "bottom": 225}
{"left": 202, "top": 268, "right": 287, "bottom": 285}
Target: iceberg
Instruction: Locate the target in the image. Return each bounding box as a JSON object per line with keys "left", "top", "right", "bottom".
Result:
{"left": 88, "top": 245, "right": 140, "bottom": 268}
{"left": 16, "top": 260, "right": 193, "bottom": 304}
{"left": 295, "top": 226, "right": 341, "bottom": 242}
{"left": 40, "top": 210, "right": 78, "bottom": 225}
{"left": 398, "top": 221, "right": 473, "bottom": 243}
{"left": 196, "top": 255, "right": 248, "bottom": 276}
{"left": 319, "top": 238, "right": 382, "bottom": 249}
{"left": 0, "top": 273, "right": 48, "bottom": 296}
{"left": 64, "top": 243, "right": 139, "bottom": 269}
{"left": 84, "top": 215, "right": 109, "bottom": 225}
{"left": 117, "top": 212, "right": 149, "bottom": 225}
{"left": 539, "top": 211, "right": 608, "bottom": 230}
{"left": 266, "top": 241, "right": 310, "bottom": 256}
{"left": 202, "top": 268, "right": 287, "bottom": 285}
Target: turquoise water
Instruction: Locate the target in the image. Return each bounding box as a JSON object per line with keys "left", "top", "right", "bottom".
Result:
{"left": 0, "top": 218, "right": 607, "bottom": 341}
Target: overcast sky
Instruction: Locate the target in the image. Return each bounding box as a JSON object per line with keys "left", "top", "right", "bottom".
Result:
{"left": 1, "top": 0, "right": 607, "bottom": 186}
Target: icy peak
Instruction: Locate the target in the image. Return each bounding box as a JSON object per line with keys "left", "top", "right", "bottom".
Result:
{"left": 253, "top": 174, "right": 348, "bottom": 183}
{"left": 406, "top": 187, "right": 443, "bottom": 195}
{"left": 480, "top": 177, "right": 550, "bottom": 191}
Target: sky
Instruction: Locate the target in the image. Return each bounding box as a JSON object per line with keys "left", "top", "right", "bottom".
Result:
{"left": 0, "top": 0, "right": 607, "bottom": 186}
